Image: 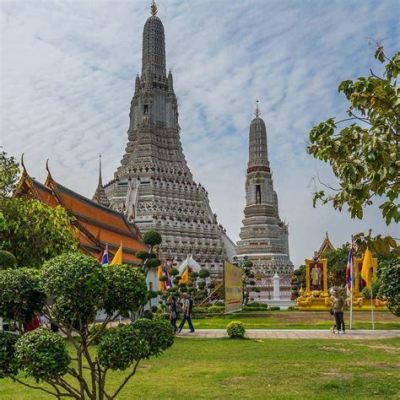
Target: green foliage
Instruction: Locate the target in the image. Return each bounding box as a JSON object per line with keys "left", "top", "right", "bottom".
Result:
{"left": 132, "top": 319, "right": 174, "bottom": 357}
{"left": 42, "top": 253, "right": 106, "bottom": 330}
{"left": 0, "top": 151, "right": 19, "bottom": 199}
{"left": 353, "top": 231, "right": 398, "bottom": 255}
{"left": 0, "top": 268, "right": 45, "bottom": 324}
{"left": 169, "top": 267, "right": 179, "bottom": 276}
{"left": 16, "top": 329, "right": 70, "bottom": 381}
{"left": 226, "top": 321, "right": 246, "bottom": 338}
{"left": 136, "top": 251, "right": 150, "bottom": 260}
{"left": 378, "top": 259, "right": 400, "bottom": 316}
{"left": 0, "top": 331, "right": 19, "bottom": 378}
{"left": 0, "top": 250, "right": 17, "bottom": 270}
{"left": 146, "top": 258, "right": 161, "bottom": 269}
{"left": 291, "top": 265, "right": 306, "bottom": 299}
{"left": 269, "top": 307, "right": 281, "bottom": 311}
{"left": 0, "top": 198, "right": 77, "bottom": 268}
{"left": 208, "top": 305, "right": 224, "bottom": 314}
{"left": 143, "top": 310, "right": 154, "bottom": 319}
{"left": 159, "top": 275, "right": 168, "bottom": 282}
{"left": 98, "top": 324, "right": 150, "bottom": 370}
{"left": 361, "top": 280, "right": 381, "bottom": 300}
{"left": 0, "top": 251, "right": 172, "bottom": 399}
{"left": 143, "top": 230, "right": 162, "bottom": 247}
{"left": 243, "top": 302, "right": 268, "bottom": 311}
{"left": 0, "top": 211, "right": 6, "bottom": 231}
{"left": 102, "top": 264, "right": 148, "bottom": 317}
{"left": 198, "top": 268, "right": 210, "bottom": 279}
{"left": 325, "top": 245, "right": 350, "bottom": 287}
{"left": 308, "top": 48, "right": 400, "bottom": 225}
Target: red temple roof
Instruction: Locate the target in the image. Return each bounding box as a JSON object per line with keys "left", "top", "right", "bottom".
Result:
{"left": 15, "top": 162, "right": 147, "bottom": 265}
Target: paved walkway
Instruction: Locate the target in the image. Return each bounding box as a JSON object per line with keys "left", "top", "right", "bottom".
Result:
{"left": 177, "top": 329, "right": 400, "bottom": 340}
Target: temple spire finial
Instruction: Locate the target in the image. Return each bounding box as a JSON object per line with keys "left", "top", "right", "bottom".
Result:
{"left": 150, "top": 0, "right": 158, "bottom": 16}
{"left": 46, "top": 158, "right": 53, "bottom": 181}
{"left": 254, "top": 100, "right": 260, "bottom": 118}
{"left": 98, "top": 155, "right": 103, "bottom": 186}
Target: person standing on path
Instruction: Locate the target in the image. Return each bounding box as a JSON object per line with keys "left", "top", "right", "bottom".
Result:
{"left": 177, "top": 293, "right": 195, "bottom": 333}
{"left": 168, "top": 295, "right": 178, "bottom": 332}
{"left": 331, "top": 288, "right": 345, "bottom": 334}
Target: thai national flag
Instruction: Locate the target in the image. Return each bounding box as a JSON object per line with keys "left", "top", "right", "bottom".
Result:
{"left": 346, "top": 244, "right": 354, "bottom": 292}
{"left": 101, "top": 244, "right": 109, "bottom": 265}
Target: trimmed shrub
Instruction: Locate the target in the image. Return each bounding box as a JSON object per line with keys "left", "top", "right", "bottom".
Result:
{"left": 207, "top": 305, "right": 224, "bottom": 314}
{"left": 269, "top": 306, "right": 281, "bottom": 311}
{"left": 0, "top": 331, "right": 19, "bottom": 377}
{"left": 16, "top": 329, "right": 70, "bottom": 381}
{"left": 143, "top": 310, "right": 154, "bottom": 320}
{"left": 198, "top": 268, "right": 210, "bottom": 279}
{"left": 0, "top": 251, "right": 17, "bottom": 270}
{"left": 226, "top": 321, "right": 246, "bottom": 339}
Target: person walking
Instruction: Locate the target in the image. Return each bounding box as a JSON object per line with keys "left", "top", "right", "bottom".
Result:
{"left": 168, "top": 295, "right": 178, "bottom": 332}
{"left": 177, "top": 293, "right": 195, "bottom": 333}
{"left": 331, "top": 288, "right": 345, "bottom": 334}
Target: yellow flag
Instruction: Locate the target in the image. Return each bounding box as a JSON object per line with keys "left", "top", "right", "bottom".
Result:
{"left": 180, "top": 267, "right": 189, "bottom": 284}
{"left": 361, "top": 248, "right": 373, "bottom": 288}
{"left": 110, "top": 244, "right": 123, "bottom": 265}
{"left": 157, "top": 265, "right": 164, "bottom": 291}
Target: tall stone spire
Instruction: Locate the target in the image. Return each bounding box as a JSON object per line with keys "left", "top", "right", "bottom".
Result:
{"left": 92, "top": 155, "right": 110, "bottom": 207}
{"left": 104, "top": 4, "right": 235, "bottom": 273}
{"left": 237, "top": 103, "right": 293, "bottom": 279}
{"left": 248, "top": 101, "right": 269, "bottom": 171}
{"left": 142, "top": 1, "right": 166, "bottom": 77}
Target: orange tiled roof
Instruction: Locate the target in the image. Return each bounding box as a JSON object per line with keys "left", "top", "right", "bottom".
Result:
{"left": 15, "top": 164, "right": 147, "bottom": 265}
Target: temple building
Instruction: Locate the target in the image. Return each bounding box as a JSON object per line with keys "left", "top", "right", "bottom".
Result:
{"left": 15, "top": 159, "right": 147, "bottom": 265}
{"left": 96, "top": 2, "right": 235, "bottom": 274}
{"left": 237, "top": 103, "right": 293, "bottom": 288}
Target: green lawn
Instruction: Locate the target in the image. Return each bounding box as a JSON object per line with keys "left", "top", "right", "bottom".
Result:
{"left": 1, "top": 337, "right": 400, "bottom": 399}
{"left": 192, "top": 311, "right": 400, "bottom": 330}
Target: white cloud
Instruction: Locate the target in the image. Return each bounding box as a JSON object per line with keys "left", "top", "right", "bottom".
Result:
{"left": 1, "top": 0, "right": 398, "bottom": 267}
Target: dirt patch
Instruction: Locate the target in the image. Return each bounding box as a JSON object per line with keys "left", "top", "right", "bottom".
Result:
{"left": 321, "top": 369, "right": 347, "bottom": 378}
{"left": 353, "top": 344, "right": 400, "bottom": 354}
{"left": 320, "top": 346, "right": 352, "bottom": 353}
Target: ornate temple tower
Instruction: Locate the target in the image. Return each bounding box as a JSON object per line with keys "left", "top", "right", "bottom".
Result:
{"left": 237, "top": 103, "right": 293, "bottom": 279}
{"left": 102, "top": 2, "right": 235, "bottom": 274}
{"left": 92, "top": 155, "right": 110, "bottom": 207}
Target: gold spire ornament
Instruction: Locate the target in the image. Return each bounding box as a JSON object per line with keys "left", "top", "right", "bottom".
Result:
{"left": 150, "top": 0, "right": 158, "bottom": 16}
{"left": 255, "top": 100, "right": 260, "bottom": 118}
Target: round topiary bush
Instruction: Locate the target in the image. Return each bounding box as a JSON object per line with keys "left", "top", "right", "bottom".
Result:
{"left": 0, "top": 331, "right": 19, "bottom": 377}
{"left": 226, "top": 321, "right": 246, "bottom": 339}
{"left": 16, "top": 328, "right": 70, "bottom": 381}
{"left": 0, "top": 250, "right": 17, "bottom": 270}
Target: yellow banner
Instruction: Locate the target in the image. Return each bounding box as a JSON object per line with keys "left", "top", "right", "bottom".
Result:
{"left": 224, "top": 261, "right": 244, "bottom": 313}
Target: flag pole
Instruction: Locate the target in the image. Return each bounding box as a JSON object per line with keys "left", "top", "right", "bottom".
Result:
{"left": 349, "top": 236, "right": 354, "bottom": 330}
{"left": 370, "top": 284, "right": 375, "bottom": 330}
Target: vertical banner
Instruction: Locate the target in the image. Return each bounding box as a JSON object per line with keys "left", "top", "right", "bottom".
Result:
{"left": 224, "top": 261, "right": 244, "bottom": 313}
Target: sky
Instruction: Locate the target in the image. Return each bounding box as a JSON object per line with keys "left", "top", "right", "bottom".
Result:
{"left": 0, "top": 0, "right": 398, "bottom": 267}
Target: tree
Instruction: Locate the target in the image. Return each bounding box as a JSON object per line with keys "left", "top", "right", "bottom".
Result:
{"left": 308, "top": 47, "right": 400, "bottom": 225}
{"left": 0, "top": 252, "right": 174, "bottom": 399}
{"left": 325, "top": 245, "right": 351, "bottom": 287}
{"left": 0, "top": 151, "right": 19, "bottom": 199}
{"left": 137, "top": 230, "right": 162, "bottom": 275}
{"left": 291, "top": 265, "right": 306, "bottom": 299}
{"left": 0, "top": 198, "right": 77, "bottom": 268}
{"left": 0, "top": 268, "right": 46, "bottom": 332}
{"left": 378, "top": 258, "right": 400, "bottom": 317}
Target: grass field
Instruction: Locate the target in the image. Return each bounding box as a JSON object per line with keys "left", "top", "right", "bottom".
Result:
{"left": 1, "top": 337, "right": 399, "bottom": 399}
{"left": 192, "top": 311, "right": 400, "bottom": 330}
